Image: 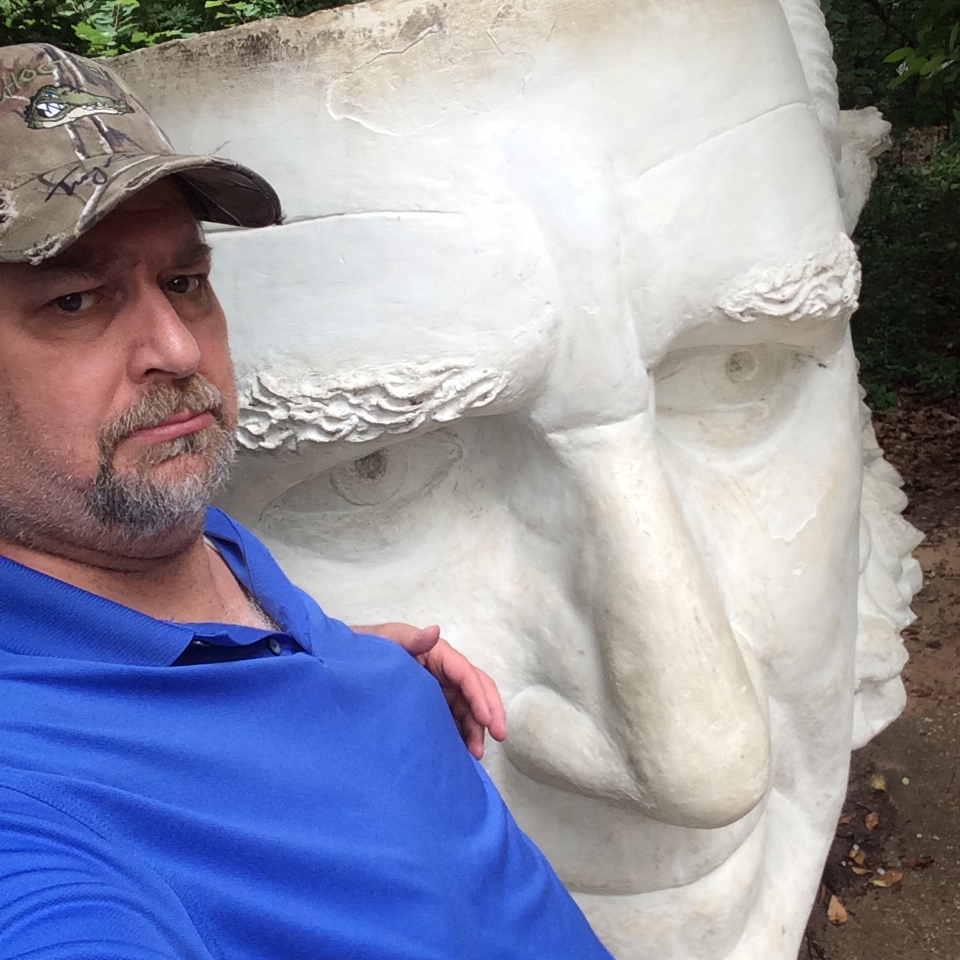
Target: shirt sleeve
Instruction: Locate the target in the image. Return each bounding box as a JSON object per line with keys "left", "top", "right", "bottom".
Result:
{"left": 0, "top": 785, "right": 215, "bottom": 960}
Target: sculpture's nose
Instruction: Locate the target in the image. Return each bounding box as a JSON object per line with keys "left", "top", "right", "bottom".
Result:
{"left": 506, "top": 414, "right": 771, "bottom": 828}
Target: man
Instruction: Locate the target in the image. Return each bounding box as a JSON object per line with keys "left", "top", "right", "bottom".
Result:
{"left": 0, "top": 43, "right": 613, "bottom": 959}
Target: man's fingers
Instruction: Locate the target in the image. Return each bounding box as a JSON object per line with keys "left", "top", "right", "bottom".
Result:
{"left": 432, "top": 642, "right": 496, "bottom": 724}
{"left": 477, "top": 669, "right": 507, "bottom": 741}
{"left": 445, "top": 691, "right": 487, "bottom": 760}
{"left": 432, "top": 643, "right": 506, "bottom": 745}
{"left": 354, "top": 622, "right": 440, "bottom": 657}
{"left": 407, "top": 624, "right": 441, "bottom": 656}
{"left": 460, "top": 713, "right": 486, "bottom": 760}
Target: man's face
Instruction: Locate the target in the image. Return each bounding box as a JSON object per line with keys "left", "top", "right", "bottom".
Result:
{"left": 0, "top": 180, "right": 236, "bottom": 557}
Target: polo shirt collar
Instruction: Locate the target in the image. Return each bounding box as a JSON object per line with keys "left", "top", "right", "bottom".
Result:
{"left": 0, "top": 508, "right": 306, "bottom": 667}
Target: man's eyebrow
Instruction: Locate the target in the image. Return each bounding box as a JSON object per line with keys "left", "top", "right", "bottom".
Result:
{"left": 28, "top": 239, "right": 212, "bottom": 280}
{"left": 171, "top": 239, "right": 213, "bottom": 269}
{"left": 33, "top": 250, "right": 116, "bottom": 281}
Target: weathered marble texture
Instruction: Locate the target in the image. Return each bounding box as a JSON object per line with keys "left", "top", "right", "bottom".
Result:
{"left": 116, "top": 2, "right": 922, "bottom": 956}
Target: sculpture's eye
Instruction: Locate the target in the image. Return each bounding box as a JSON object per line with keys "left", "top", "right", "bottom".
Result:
{"left": 257, "top": 431, "right": 464, "bottom": 553}
{"left": 723, "top": 350, "right": 760, "bottom": 383}
{"left": 328, "top": 450, "right": 407, "bottom": 506}
{"left": 653, "top": 345, "right": 816, "bottom": 447}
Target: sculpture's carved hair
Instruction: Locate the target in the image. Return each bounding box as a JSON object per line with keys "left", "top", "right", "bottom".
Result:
{"left": 778, "top": 0, "right": 841, "bottom": 158}
{"left": 854, "top": 398, "right": 924, "bottom": 745}
{"left": 781, "top": 2, "right": 921, "bottom": 738}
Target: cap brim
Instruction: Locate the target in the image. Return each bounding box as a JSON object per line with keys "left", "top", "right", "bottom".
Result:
{"left": 0, "top": 152, "right": 283, "bottom": 264}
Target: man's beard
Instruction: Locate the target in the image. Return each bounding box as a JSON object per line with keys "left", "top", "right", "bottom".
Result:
{"left": 0, "top": 375, "right": 235, "bottom": 550}
{"left": 84, "top": 376, "right": 236, "bottom": 536}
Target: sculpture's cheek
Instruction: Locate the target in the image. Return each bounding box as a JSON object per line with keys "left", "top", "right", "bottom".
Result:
{"left": 655, "top": 331, "right": 863, "bottom": 680}
{"left": 254, "top": 416, "right": 599, "bottom": 698}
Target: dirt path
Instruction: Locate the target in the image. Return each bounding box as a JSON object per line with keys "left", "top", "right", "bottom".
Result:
{"left": 801, "top": 398, "right": 960, "bottom": 959}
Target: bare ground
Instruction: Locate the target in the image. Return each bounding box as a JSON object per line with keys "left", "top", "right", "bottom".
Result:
{"left": 800, "top": 396, "right": 960, "bottom": 959}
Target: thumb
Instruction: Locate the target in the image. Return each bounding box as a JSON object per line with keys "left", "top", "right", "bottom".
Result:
{"left": 404, "top": 623, "right": 441, "bottom": 657}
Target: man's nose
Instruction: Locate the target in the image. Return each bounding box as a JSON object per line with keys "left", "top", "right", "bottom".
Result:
{"left": 125, "top": 284, "right": 201, "bottom": 382}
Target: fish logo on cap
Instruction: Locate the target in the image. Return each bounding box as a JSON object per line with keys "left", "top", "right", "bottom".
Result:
{"left": 24, "top": 84, "right": 133, "bottom": 130}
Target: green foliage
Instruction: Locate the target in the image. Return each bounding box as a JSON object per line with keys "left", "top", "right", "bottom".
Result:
{"left": 203, "top": 0, "right": 283, "bottom": 28}
{"left": 827, "top": 0, "right": 960, "bottom": 407}
{"left": 0, "top": 0, "right": 360, "bottom": 56}
{"left": 823, "top": 0, "right": 909, "bottom": 109}
{"left": 825, "top": 0, "right": 959, "bottom": 134}
{"left": 885, "top": 0, "right": 960, "bottom": 135}
{"left": 852, "top": 145, "right": 960, "bottom": 408}
{"left": 68, "top": 0, "right": 187, "bottom": 57}
{"left": 1, "top": 0, "right": 191, "bottom": 52}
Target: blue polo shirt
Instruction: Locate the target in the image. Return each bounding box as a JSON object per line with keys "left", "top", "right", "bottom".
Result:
{"left": 0, "top": 508, "right": 611, "bottom": 960}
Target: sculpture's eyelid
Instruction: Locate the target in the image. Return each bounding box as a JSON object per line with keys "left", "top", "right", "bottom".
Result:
{"left": 653, "top": 346, "right": 813, "bottom": 429}
{"left": 266, "top": 431, "right": 465, "bottom": 521}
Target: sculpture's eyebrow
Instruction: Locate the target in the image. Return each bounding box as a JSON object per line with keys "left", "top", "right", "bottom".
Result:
{"left": 717, "top": 234, "right": 861, "bottom": 325}
{"left": 236, "top": 360, "right": 512, "bottom": 451}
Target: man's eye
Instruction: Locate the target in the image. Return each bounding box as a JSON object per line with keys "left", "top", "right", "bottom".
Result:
{"left": 53, "top": 292, "right": 93, "bottom": 313}
{"left": 165, "top": 275, "right": 202, "bottom": 295}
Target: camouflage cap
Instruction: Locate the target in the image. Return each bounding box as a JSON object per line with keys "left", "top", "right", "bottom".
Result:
{"left": 0, "top": 43, "right": 283, "bottom": 264}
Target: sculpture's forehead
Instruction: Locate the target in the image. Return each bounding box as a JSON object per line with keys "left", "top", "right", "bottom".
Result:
{"left": 116, "top": 0, "right": 844, "bottom": 403}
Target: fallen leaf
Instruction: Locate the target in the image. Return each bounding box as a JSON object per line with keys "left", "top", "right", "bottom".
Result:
{"left": 870, "top": 772, "right": 887, "bottom": 791}
{"left": 870, "top": 870, "right": 903, "bottom": 887}
{"left": 865, "top": 811, "right": 880, "bottom": 830}
{"left": 827, "top": 895, "right": 848, "bottom": 924}
{"left": 838, "top": 814, "right": 854, "bottom": 825}
{"left": 849, "top": 848, "right": 867, "bottom": 866}
{"left": 851, "top": 866, "right": 872, "bottom": 876}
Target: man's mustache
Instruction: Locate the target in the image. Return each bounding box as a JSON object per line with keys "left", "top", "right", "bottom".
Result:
{"left": 99, "top": 376, "right": 227, "bottom": 457}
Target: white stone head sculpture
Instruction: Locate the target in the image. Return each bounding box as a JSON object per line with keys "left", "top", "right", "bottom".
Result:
{"left": 117, "top": 1, "right": 922, "bottom": 956}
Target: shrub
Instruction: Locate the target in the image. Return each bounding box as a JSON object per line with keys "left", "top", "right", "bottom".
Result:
{"left": 0, "top": 0, "right": 360, "bottom": 56}
{"left": 854, "top": 140, "right": 960, "bottom": 408}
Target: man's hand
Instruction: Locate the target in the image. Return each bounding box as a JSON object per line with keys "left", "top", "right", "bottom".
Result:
{"left": 352, "top": 623, "right": 507, "bottom": 760}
